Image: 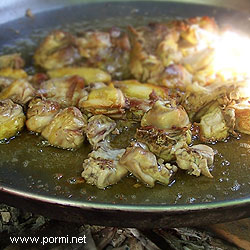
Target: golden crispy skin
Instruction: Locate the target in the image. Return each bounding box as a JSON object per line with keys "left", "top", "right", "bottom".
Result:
{"left": 48, "top": 66, "right": 111, "bottom": 85}
{"left": 113, "top": 80, "right": 168, "bottom": 100}
{"left": 0, "top": 68, "right": 27, "bottom": 79}
{"left": 0, "top": 99, "right": 26, "bottom": 140}
{"left": 79, "top": 84, "right": 126, "bottom": 117}
{"left": 26, "top": 97, "right": 61, "bottom": 133}
{"left": 41, "top": 107, "right": 87, "bottom": 149}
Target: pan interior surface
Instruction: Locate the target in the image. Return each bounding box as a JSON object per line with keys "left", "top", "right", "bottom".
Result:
{"left": 0, "top": 1, "right": 249, "bottom": 209}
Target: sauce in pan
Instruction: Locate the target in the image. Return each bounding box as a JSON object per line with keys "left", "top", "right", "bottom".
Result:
{"left": 0, "top": 129, "right": 249, "bottom": 205}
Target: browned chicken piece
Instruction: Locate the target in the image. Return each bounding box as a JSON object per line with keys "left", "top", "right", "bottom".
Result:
{"left": 150, "top": 64, "right": 193, "bottom": 90}
{"left": 181, "top": 80, "right": 247, "bottom": 121}
{"left": 79, "top": 84, "right": 126, "bottom": 118}
{"left": 34, "top": 30, "right": 80, "bottom": 70}
{"left": 38, "top": 76, "right": 86, "bottom": 107}
{"left": 141, "top": 100, "right": 190, "bottom": 130}
{"left": 29, "top": 73, "right": 49, "bottom": 88}
{"left": 81, "top": 146, "right": 127, "bottom": 189}
{"left": 198, "top": 102, "right": 232, "bottom": 142}
{"left": 135, "top": 126, "right": 191, "bottom": 161}
{"left": 181, "top": 48, "right": 215, "bottom": 73}
{"left": 0, "top": 77, "right": 15, "bottom": 91}
{"left": 0, "top": 79, "right": 35, "bottom": 106}
{"left": 76, "top": 27, "right": 131, "bottom": 79}
{"left": 85, "top": 115, "right": 116, "bottom": 149}
{"left": 125, "top": 98, "right": 153, "bottom": 121}
{"left": 0, "top": 68, "right": 27, "bottom": 79}
{"left": 179, "top": 16, "right": 218, "bottom": 49}
{"left": 41, "top": 107, "right": 87, "bottom": 149}
{"left": 47, "top": 67, "right": 111, "bottom": 85}
{"left": 175, "top": 144, "right": 214, "bottom": 178}
{"left": 119, "top": 143, "right": 177, "bottom": 187}
{"left": 26, "top": 97, "right": 61, "bottom": 133}
{"left": 232, "top": 103, "right": 250, "bottom": 135}
{"left": 0, "top": 53, "right": 25, "bottom": 69}
{"left": 113, "top": 80, "right": 168, "bottom": 99}
{"left": 0, "top": 99, "right": 26, "bottom": 140}
{"left": 128, "top": 23, "right": 180, "bottom": 82}
{"left": 129, "top": 17, "right": 218, "bottom": 87}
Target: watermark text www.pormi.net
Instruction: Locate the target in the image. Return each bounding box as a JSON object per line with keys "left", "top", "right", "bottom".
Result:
{"left": 10, "top": 235, "right": 87, "bottom": 245}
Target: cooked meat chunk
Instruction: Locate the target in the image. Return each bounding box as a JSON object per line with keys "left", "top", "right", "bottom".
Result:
{"left": 135, "top": 126, "right": 191, "bottom": 161}
{"left": 119, "top": 144, "right": 177, "bottom": 187}
{"left": 85, "top": 115, "right": 116, "bottom": 149}
{"left": 34, "top": 30, "right": 80, "bottom": 70}
{"left": 113, "top": 80, "right": 168, "bottom": 99}
{"left": 47, "top": 67, "right": 111, "bottom": 85}
{"left": 141, "top": 100, "right": 190, "bottom": 130}
{"left": 0, "top": 68, "right": 27, "bottom": 79}
{"left": 0, "top": 99, "right": 25, "bottom": 140}
{"left": 26, "top": 97, "right": 61, "bottom": 133}
{"left": 0, "top": 79, "right": 35, "bottom": 105}
{"left": 76, "top": 28, "right": 131, "bottom": 79}
{"left": 232, "top": 103, "right": 250, "bottom": 135}
{"left": 179, "top": 16, "right": 218, "bottom": 46}
{"left": 181, "top": 80, "right": 246, "bottom": 120}
{"left": 198, "top": 103, "right": 230, "bottom": 142}
{"left": 79, "top": 84, "right": 126, "bottom": 118}
{"left": 29, "top": 73, "right": 49, "bottom": 88}
{"left": 125, "top": 98, "right": 153, "bottom": 121}
{"left": 181, "top": 48, "right": 215, "bottom": 73}
{"left": 128, "top": 23, "right": 181, "bottom": 82}
{"left": 38, "top": 76, "right": 86, "bottom": 107}
{"left": 0, "top": 53, "right": 25, "bottom": 69}
{"left": 150, "top": 64, "right": 193, "bottom": 90}
{"left": 0, "top": 77, "right": 15, "bottom": 91}
{"left": 81, "top": 146, "right": 127, "bottom": 189}
{"left": 175, "top": 144, "right": 214, "bottom": 178}
{"left": 41, "top": 107, "right": 87, "bottom": 149}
